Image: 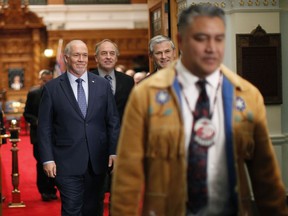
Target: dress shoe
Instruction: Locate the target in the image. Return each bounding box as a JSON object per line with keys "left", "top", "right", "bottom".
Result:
{"left": 41, "top": 193, "right": 52, "bottom": 202}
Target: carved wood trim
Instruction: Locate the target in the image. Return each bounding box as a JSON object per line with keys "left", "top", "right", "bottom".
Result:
{"left": 0, "top": 0, "right": 45, "bottom": 29}
{"left": 236, "top": 25, "right": 282, "bottom": 104}
{"left": 0, "top": 1, "right": 47, "bottom": 104}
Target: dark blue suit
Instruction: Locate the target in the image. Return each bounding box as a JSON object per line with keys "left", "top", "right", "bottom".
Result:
{"left": 38, "top": 72, "right": 120, "bottom": 215}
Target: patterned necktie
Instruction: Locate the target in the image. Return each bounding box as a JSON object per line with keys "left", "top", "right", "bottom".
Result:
{"left": 76, "top": 78, "right": 87, "bottom": 117}
{"left": 187, "top": 79, "right": 210, "bottom": 213}
{"left": 104, "top": 75, "right": 113, "bottom": 94}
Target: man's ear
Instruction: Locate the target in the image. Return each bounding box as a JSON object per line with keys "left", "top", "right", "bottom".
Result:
{"left": 63, "top": 55, "right": 68, "bottom": 64}
{"left": 94, "top": 55, "right": 98, "bottom": 63}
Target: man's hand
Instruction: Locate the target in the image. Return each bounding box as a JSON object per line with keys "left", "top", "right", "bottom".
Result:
{"left": 108, "top": 155, "right": 117, "bottom": 173}
{"left": 43, "top": 162, "right": 57, "bottom": 178}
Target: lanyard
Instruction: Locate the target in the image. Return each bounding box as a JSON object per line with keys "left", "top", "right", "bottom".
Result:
{"left": 175, "top": 69, "right": 222, "bottom": 120}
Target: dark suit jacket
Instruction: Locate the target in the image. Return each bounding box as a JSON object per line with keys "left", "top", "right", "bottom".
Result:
{"left": 0, "top": 108, "right": 6, "bottom": 144}
{"left": 23, "top": 86, "right": 42, "bottom": 145}
{"left": 91, "top": 69, "right": 134, "bottom": 123}
{"left": 37, "top": 72, "right": 120, "bottom": 176}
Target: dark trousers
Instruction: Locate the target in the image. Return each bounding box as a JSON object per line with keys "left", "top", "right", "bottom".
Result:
{"left": 105, "top": 173, "right": 112, "bottom": 216}
{"left": 55, "top": 162, "right": 106, "bottom": 216}
{"left": 33, "top": 144, "right": 57, "bottom": 195}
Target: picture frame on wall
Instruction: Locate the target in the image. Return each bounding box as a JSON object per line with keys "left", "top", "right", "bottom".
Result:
{"left": 8, "top": 68, "right": 24, "bottom": 91}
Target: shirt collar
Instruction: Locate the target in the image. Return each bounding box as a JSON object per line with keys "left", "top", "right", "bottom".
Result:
{"left": 67, "top": 71, "right": 88, "bottom": 84}
{"left": 98, "top": 68, "right": 115, "bottom": 80}
{"left": 175, "top": 59, "right": 221, "bottom": 89}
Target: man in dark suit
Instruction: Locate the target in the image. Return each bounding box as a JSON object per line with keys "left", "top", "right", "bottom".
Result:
{"left": 91, "top": 39, "right": 134, "bottom": 123}
{"left": 23, "top": 69, "right": 56, "bottom": 202}
{"left": 91, "top": 39, "right": 134, "bottom": 215}
{"left": 37, "top": 40, "right": 120, "bottom": 216}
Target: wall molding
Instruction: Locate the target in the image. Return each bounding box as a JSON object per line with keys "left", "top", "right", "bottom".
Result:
{"left": 271, "top": 133, "right": 288, "bottom": 146}
{"left": 178, "top": 0, "right": 280, "bottom": 14}
{"left": 29, "top": 4, "right": 148, "bottom": 30}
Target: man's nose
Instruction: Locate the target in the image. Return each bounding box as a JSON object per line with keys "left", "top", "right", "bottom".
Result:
{"left": 77, "top": 54, "right": 88, "bottom": 61}
{"left": 206, "top": 40, "right": 216, "bottom": 52}
{"left": 160, "top": 52, "right": 167, "bottom": 58}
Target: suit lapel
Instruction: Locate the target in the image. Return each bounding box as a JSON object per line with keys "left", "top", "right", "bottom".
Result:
{"left": 86, "top": 73, "right": 97, "bottom": 119}
{"left": 60, "top": 72, "right": 84, "bottom": 118}
{"left": 93, "top": 69, "right": 100, "bottom": 76}
{"left": 114, "top": 72, "right": 122, "bottom": 97}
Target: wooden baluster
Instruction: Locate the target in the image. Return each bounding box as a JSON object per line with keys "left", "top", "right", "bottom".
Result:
{"left": 8, "top": 119, "right": 25, "bottom": 208}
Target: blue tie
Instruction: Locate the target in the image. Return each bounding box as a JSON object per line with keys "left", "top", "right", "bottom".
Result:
{"left": 104, "top": 75, "right": 113, "bottom": 94}
{"left": 76, "top": 78, "right": 87, "bottom": 117}
{"left": 187, "top": 80, "right": 210, "bottom": 213}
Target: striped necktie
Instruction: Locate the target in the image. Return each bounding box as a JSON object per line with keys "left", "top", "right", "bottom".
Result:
{"left": 104, "top": 75, "right": 113, "bottom": 94}
{"left": 76, "top": 78, "right": 87, "bottom": 117}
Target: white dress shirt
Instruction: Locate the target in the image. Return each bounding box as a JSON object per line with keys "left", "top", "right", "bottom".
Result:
{"left": 67, "top": 71, "right": 89, "bottom": 105}
{"left": 175, "top": 60, "right": 233, "bottom": 215}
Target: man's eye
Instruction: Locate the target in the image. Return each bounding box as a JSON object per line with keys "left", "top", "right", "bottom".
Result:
{"left": 216, "top": 36, "right": 225, "bottom": 42}
{"left": 194, "top": 36, "right": 206, "bottom": 42}
{"left": 72, "top": 54, "right": 88, "bottom": 58}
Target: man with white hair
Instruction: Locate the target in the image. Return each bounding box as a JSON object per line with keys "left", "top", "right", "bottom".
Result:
{"left": 148, "top": 35, "right": 176, "bottom": 75}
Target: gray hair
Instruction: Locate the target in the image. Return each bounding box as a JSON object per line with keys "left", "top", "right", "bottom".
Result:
{"left": 94, "top": 39, "right": 120, "bottom": 56}
{"left": 148, "top": 35, "right": 175, "bottom": 55}
{"left": 38, "top": 69, "right": 52, "bottom": 79}
{"left": 64, "top": 40, "right": 86, "bottom": 56}
{"left": 177, "top": 5, "right": 226, "bottom": 35}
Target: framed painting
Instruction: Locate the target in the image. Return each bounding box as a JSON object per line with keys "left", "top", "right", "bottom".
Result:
{"left": 8, "top": 68, "right": 24, "bottom": 90}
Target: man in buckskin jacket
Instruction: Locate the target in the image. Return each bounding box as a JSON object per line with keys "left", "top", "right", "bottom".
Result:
{"left": 111, "top": 5, "right": 288, "bottom": 216}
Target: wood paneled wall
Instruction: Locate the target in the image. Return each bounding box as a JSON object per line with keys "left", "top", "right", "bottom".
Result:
{"left": 46, "top": 28, "right": 149, "bottom": 71}
{"left": 0, "top": 1, "right": 149, "bottom": 104}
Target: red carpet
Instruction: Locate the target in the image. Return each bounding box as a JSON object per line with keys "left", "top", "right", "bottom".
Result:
{"left": 1, "top": 135, "right": 109, "bottom": 216}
